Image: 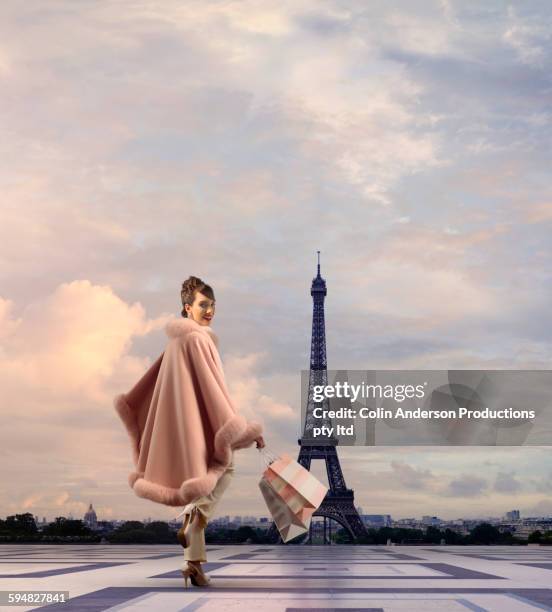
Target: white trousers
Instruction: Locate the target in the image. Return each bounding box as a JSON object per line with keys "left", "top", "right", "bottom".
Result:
{"left": 183, "top": 454, "right": 235, "bottom": 563}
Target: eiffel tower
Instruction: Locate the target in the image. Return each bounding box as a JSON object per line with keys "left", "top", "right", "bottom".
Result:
{"left": 266, "top": 252, "right": 368, "bottom": 544}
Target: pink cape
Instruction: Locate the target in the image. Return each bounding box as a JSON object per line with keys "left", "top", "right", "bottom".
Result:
{"left": 114, "top": 317, "right": 263, "bottom": 507}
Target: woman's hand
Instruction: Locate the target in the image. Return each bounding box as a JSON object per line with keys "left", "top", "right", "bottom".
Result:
{"left": 255, "top": 435, "right": 266, "bottom": 449}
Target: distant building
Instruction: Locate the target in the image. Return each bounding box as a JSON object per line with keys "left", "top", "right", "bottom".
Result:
{"left": 34, "top": 516, "right": 48, "bottom": 527}
{"left": 83, "top": 503, "right": 98, "bottom": 529}
{"left": 362, "top": 514, "right": 392, "bottom": 527}
{"left": 395, "top": 518, "right": 416, "bottom": 526}
{"left": 505, "top": 510, "right": 520, "bottom": 521}
{"left": 204, "top": 514, "right": 272, "bottom": 532}
{"left": 422, "top": 516, "right": 442, "bottom": 527}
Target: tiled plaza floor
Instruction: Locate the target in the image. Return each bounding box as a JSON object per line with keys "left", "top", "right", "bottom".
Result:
{"left": 1, "top": 544, "right": 552, "bottom": 611}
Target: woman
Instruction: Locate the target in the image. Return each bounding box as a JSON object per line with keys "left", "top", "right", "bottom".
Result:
{"left": 114, "top": 276, "right": 265, "bottom": 588}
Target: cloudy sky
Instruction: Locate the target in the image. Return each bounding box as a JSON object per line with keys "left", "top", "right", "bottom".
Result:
{"left": 1, "top": 0, "right": 552, "bottom": 524}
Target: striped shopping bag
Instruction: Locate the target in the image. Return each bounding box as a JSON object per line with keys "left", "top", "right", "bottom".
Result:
{"left": 258, "top": 448, "right": 328, "bottom": 542}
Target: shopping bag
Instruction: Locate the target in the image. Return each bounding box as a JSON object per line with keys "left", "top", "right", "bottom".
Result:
{"left": 258, "top": 448, "right": 328, "bottom": 542}
{"left": 258, "top": 477, "right": 313, "bottom": 542}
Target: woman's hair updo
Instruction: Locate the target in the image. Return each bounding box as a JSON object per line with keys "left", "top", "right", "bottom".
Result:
{"left": 181, "top": 276, "right": 215, "bottom": 318}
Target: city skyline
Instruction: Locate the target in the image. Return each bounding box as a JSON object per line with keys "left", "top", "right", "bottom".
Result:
{"left": 13, "top": 497, "right": 552, "bottom": 527}
{"left": 17, "top": 505, "right": 552, "bottom": 527}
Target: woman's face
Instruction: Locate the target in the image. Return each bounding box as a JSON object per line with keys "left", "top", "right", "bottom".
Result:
{"left": 185, "top": 291, "right": 215, "bottom": 326}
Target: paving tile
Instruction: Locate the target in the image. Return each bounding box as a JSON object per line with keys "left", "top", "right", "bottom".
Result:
{"left": 0, "top": 544, "right": 551, "bottom": 611}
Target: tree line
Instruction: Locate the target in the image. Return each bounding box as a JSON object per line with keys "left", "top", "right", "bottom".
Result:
{"left": 1, "top": 513, "right": 551, "bottom": 545}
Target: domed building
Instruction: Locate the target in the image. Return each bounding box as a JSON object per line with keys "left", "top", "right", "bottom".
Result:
{"left": 84, "top": 502, "right": 98, "bottom": 529}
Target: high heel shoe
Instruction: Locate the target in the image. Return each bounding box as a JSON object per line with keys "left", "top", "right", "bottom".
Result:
{"left": 181, "top": 565, "right": 193, "bottom": 588}
{"left": 181, "top": 562, "right": 210, "bottom": 587}
{"left": 194, "top": 563, "right": 211, "bottom": 586}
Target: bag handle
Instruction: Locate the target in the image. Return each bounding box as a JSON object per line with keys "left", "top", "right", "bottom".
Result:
{"left": 257, "top": 445, "right": 279, "bottom": 468}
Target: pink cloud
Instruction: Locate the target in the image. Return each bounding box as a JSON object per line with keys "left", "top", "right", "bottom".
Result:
{"left": 0, "top": 280, "right": 171, "bottom": 406}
